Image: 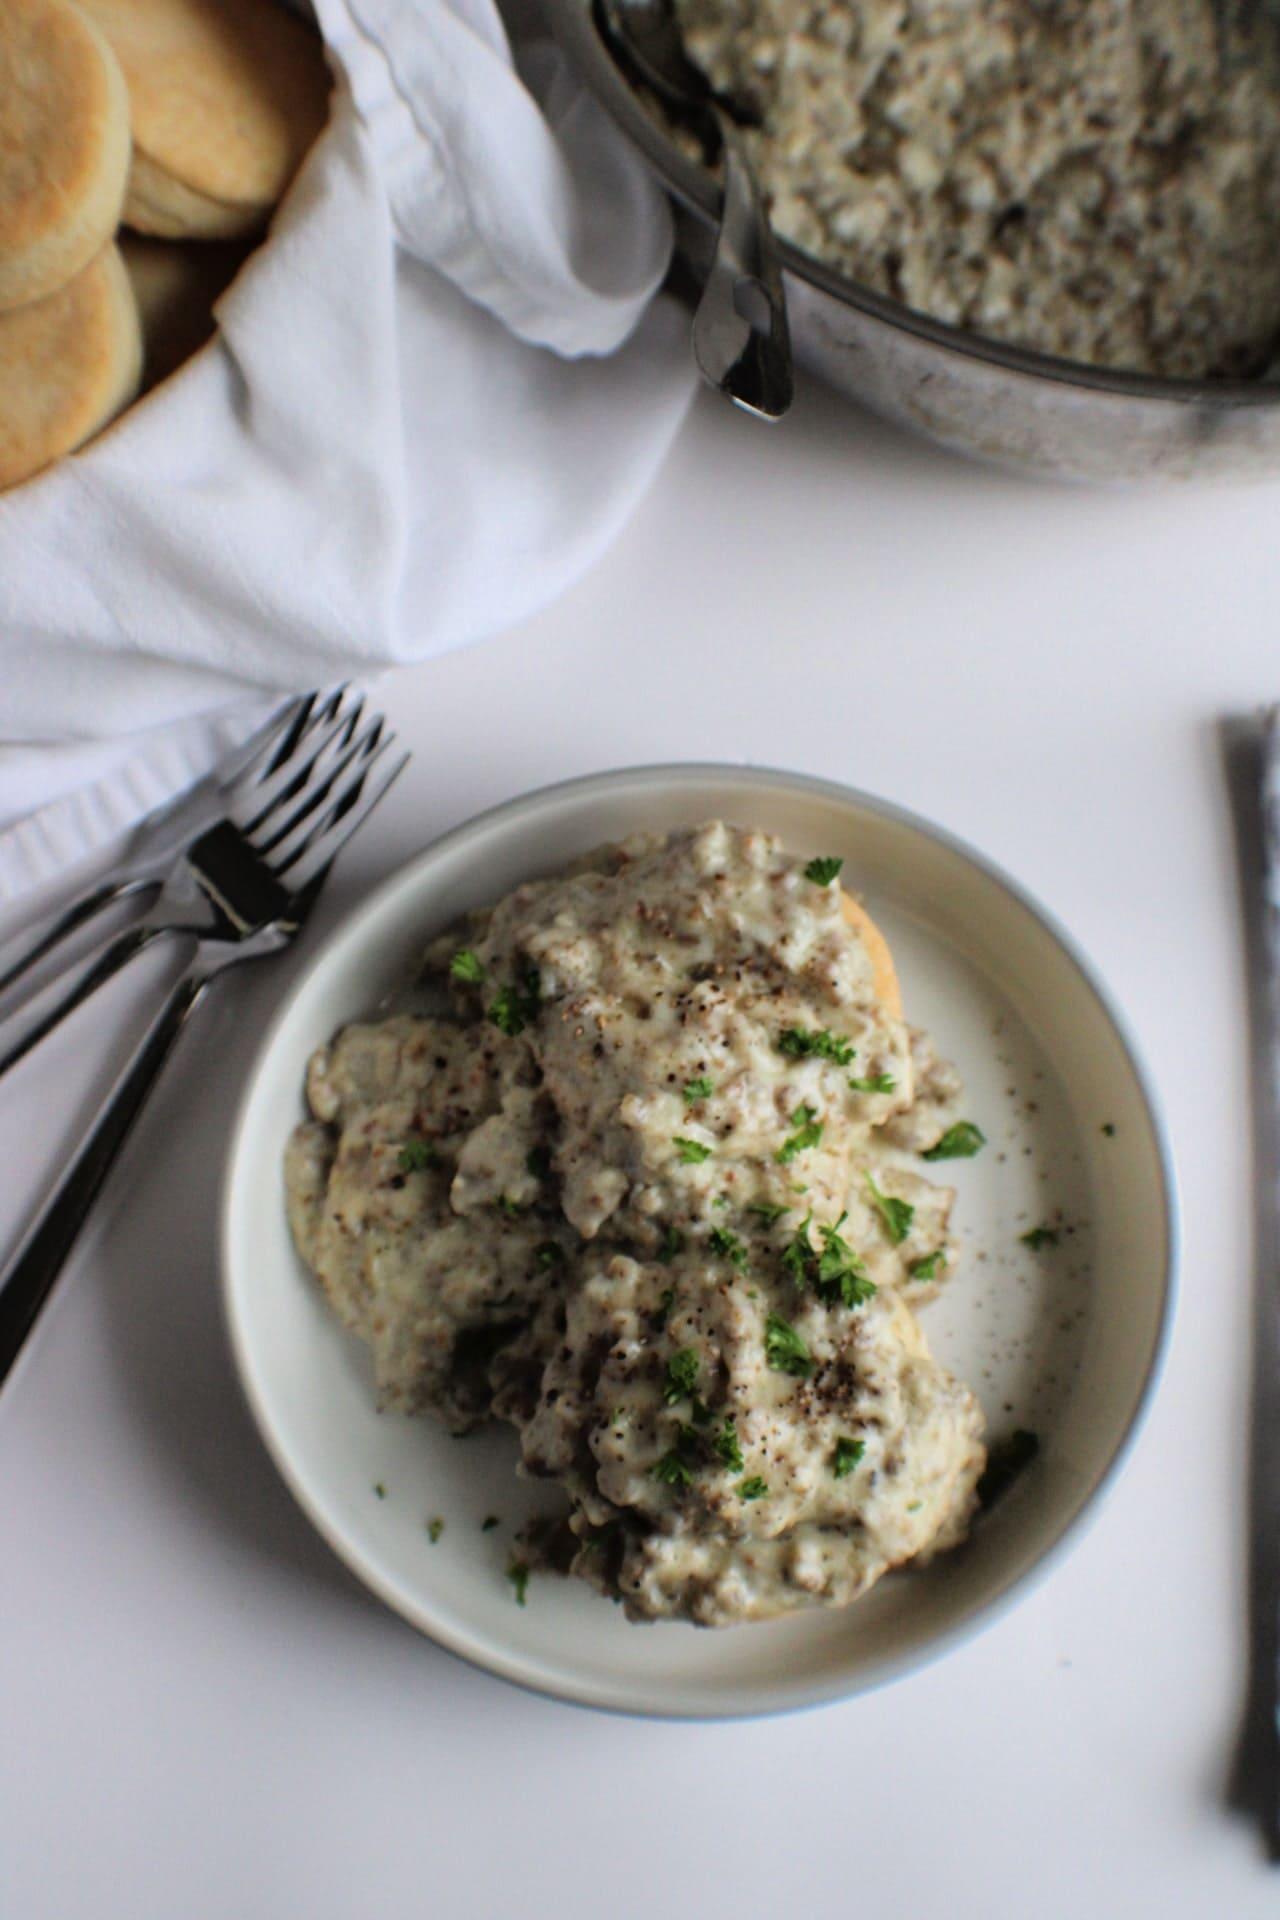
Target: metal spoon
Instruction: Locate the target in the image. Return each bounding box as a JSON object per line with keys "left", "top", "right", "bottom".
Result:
{"left": 597, "top": 0, "right": 793, "bottom": 421}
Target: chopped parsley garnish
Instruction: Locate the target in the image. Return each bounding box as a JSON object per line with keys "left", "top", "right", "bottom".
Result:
{"left": 507, "top": 1561, "right": 530, "bottom": 1605}
{"left": 738, "top": 1476, "right": 768, "bottom": 1501}
{"left": 713, "top": 1194, "right": 730, "bottom": 1209}
{"left": 481, "top": 1515, "right": 500, "bottom": 1531}
{"left": 747, "top": 1201, "right": 791, "bottom": 1224}
{"left": 848, "top": 1073, "right": 896, "bottom": 1095}
{"left": 663, "top": 1348, "right": 701, "bottom": 1405}
{"left": 652, "top": 1426, "right": 700, "bottom": 1488}
{"left": 450, "top": 948, "right": 485, "bottom": 984}
{"left": 534, "top": 1241, "right": 565, "bottom": 1270}
{"left": 427, "top": 1517, "right": 444, "bottom": 1544}
{"left": 497, "top": 1196, "right": 524, "bottom": 1218}
{"left": 683, "top": 1076, "right": 714, "bottom": 1103}
{"left": 526, "top": 1146, "right": 551, "bottom": 1180}
{"left": 977, "top": 1429, "right": 1040, "bottom": 1508}
{"left": 673, "top": 1135, "right": 712, "bottom": 1164}
{"left": 776, "top": 1026, "right": 855, "bottom": 1066}
{"left": 832, "top": 1436, "right": 865, "bottom": 1478}
{"left": 1101, "top": 1122, "right": 1116, "bottom": 1137}
{"left": 654, "top": 1286, "right": 676, "bottom": 1326}
{"left": 1021, "top": 1225, "right": 1060, "bottom": 1250}
{"left": 488, "top": 967, "right": 541, "bottom": 1037}
{"left": 815, "top": 1213, "right": 877, "bottom": 1307}
{"left": 397, "top": 1138, "right": 438, "bottom": 1174}
{"left": 865, "top": 1173, "right": 914, "bottom": 1245}
{"left": 776, "top": 1104, "right": 823, "bottom": 1165}
{"left": 909, "top": 1249, "right": 945, "bottom": 1280}
{"left": 715, "top": 1417, "right": 744, "bottom": 1473}
{"left": 656, "top": 1229, "right": 685, "bottom": 1265}
{"left": 708, "top": 1226, "right": 748, "bottom": 1268}
{"left": 373, "top": 1482, "right": 386, "bottom": 1499}
{"left": 922, "top": 1120, "right": 987, "bottom": 1161}
{"left": 804, "top": 856, "right": 844, "bottom": 886}
{"left": 781, "top": 1212, "right": 814, "bottom": 1287}
{"left": 764, "top": 1311, "right": 812, "bottom": 1377}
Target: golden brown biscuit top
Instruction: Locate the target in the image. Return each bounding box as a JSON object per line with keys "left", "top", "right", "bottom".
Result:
{"left": 0, "top": 0, "right": 123, "bottom": 251}
{"left": 77, "top": 0, "right": 330, "bottom": 211}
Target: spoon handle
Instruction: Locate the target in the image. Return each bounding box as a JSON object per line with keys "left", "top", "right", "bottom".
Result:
{"left": 690, "top": 112, "right": 793, "bottom": 420}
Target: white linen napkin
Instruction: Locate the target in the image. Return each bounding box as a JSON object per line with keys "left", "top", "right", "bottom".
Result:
{"left": 0, "top": 0, "right": 695, "bottom": 902}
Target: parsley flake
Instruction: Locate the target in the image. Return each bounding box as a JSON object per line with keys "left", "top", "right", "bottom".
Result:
{"left": 497, "top": 1196, "right": 524, "bottom": 1219}
{"left": 777, "top": 1104, "right": 824, "bottom": 1165}
{"left": 866, "top": 1173, "right": 914, "bottom": 1245}
{"left": 1021, "top": 1225, "right": 1060, "bottom": 1250}
{"left": 815, "top": 1213, "right": 877, "bottom": 1307}
{"left": 481, "top": 1515, "right": 500, "bottom": 1532}
{"left": 848, "top": 1073, "right": 896, "bottom": 1095}
{"left": 507, "top": 1561, "right": 530, "bottom": 1606}
{"left": 373, "top": 1482, "right": 386, "bottom": 1499}
{"left": 656, "top": 1230, "right": 685, "bottom": 1267}
{"left": 909, "top": 1249, "right": 945, "bottom": 1281}
{"left": 663, "top": 1348, "right": 701, "bottom": 1405}
{"left": 652, "top": 1426, "right": 700, "bottom": 1488}
{"left": 922, "top": 1120, "right": 987, "bottom": 1161}
{"left": 654, "top": 1286, "right": 676, "bottom": 1327}
{"left": 683, "top": 1076, "right": 714, "bottom": 1103}
{"left": 715, "top": 1417, "right": 744, "bottom": 1473}
{"left": 397, "top": 1138, "right": 438, "bottom": 1174}
{"left": 738, "top": 1476, "right": 769, "bottom": 1501}
{"left": 708, "top": 1226, "right": 748, "bottom": 1268}
{"left": 764, "top": 1312, "right": 812, "bottom": 1377}
{"left": 450, "top": 948, "right": 485, "bottom": 985}
{"left": 832, "top": 1437, "right": 865, "bottom": 1478}
{"left": 488, "top": 967, "right": 541, "bottom": 1037}
{"left": 747, "top": 1201, "right": 791, "bottom": 1224}
{"left": 673, "top": 1135, "right": 712, "bottom": 1164}
{"left": 777, "top": 1027, "right": 855, "bottom": 1066}
{"left": 804, "top": 856, "right": 844, "bottom": 886}
{"left": 427, "top": 1517, "right": 444, "bottom": 1544}
{"left": 534, "top": 1241, "right": 565, "bottom": 1271}
{"left": 1101, "top": 1122, "right": 1116, "bottom": 1137}
{"left": 781, "top": 1212, "right": 815, "bottom": 1288}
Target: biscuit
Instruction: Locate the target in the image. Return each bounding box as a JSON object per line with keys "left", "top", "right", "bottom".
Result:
{"left": 0, "top": 244, "right": 142, "bottom": 489}
{"left": 77, "top": 0, "right": 330, "bottom": 239}
{"left": 0, "top": 0, "right": 132, "bottom": 310}
{"left": 841, "top": 892, "right": 903, "bottom": 1018}
{"left": 121, "top": 231, "right": 248, "bottom": 386}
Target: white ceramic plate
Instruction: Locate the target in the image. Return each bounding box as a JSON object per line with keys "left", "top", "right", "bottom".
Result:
{"left": 221, "top": 765, "right": 1178, "bottom": 1718}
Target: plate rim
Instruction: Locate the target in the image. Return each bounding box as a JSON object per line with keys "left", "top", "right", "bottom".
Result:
{"left": 220, "top": 760, "right": 1181, "bottom": 1719}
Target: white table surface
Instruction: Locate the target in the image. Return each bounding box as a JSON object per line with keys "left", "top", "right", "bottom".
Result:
{"left": 3, "top": 376, "right": 1278, "bottom": 1919}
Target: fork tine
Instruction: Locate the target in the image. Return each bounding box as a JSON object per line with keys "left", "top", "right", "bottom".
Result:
{"left": 251, "top": 715, "right": 383, "bottom": 863}
{"left": 211, "top": 692, "right": 312, "bottom": 798}
{"left": 280, "top": 743, "right": 409, "bottom": 892}
{"left": 228, "top": 687, "right": 364, "bottom": 835}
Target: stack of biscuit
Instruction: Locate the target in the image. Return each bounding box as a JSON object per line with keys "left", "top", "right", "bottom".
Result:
{"left": 0, "top": 0, "right": 329, "bottom": 492}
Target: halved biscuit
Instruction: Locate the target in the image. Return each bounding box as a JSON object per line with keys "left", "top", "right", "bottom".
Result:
{"left": 78, "top": 0, "right": 330, "bottom": 239}
{"left": 0, "top": 0, "right": 132, "bottom": 310}
{"left": 841, "top": 891, "right": 903, "bottom": 1018}
{"left": 0, "top": 243, "right": 142, "bottom": 489}
{"left": 121, "top": 231, "right": 249, "bottom": 387}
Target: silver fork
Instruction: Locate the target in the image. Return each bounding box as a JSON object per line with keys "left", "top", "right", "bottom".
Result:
{"left": 0, "top": 701, "right": 408, "bottom": 1390}
{"left": 0, "top": 688, "right": 384, "bottom": 1080}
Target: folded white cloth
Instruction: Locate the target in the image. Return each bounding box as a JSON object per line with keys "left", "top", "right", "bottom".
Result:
{"left": 0, "top": 0, "right": 694, "bottom": 902}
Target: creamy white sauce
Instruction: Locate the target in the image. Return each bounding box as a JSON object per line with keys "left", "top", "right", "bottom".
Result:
{"left": 285, "top": 824, "right": 987, "bottom": 1625}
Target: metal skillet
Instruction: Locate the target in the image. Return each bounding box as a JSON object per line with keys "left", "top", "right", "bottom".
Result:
{"left": 543, "top": 0, "right": 1280, "bottom": 482}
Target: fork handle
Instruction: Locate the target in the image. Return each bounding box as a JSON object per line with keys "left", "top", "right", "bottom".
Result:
{"left": 0, "top": 878, "right": 151, "bottom": 1002}
{"left": 0, "top": 921, "right": 176, "bottom": 1083}
{"left": 0, "top": 968, "right": 205, "bottom": 1391}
